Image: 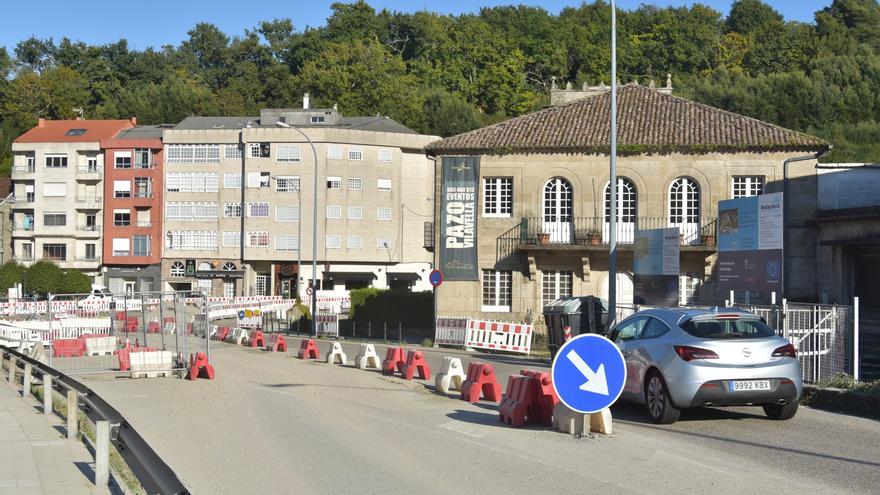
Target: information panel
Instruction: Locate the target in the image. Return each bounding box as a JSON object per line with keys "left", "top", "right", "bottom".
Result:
{"left": 717, "top": 192, "right": 783, "bottom": 292}
{"left": 633, "top": 228, "right": 680, "bottom": 306}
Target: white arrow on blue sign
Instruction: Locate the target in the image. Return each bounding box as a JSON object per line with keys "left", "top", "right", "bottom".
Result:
{"left": 551, "top": 333, "right": 627, "bottom": 414}
{"left": 238, "top": 310, "right": 245, "bottom": 320}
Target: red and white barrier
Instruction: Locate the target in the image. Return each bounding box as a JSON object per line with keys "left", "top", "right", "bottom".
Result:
{"left": 435, "top": 317, "right": 469, "bottom": 346}
{"left": 316, "top": 314, "right": 339, "bottom": 338}
{"left": 465, "top": 319, "right": 533, "bottom": 355}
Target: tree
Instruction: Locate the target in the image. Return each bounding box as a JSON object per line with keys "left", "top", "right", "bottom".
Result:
{"left": 726, "top": 0, "right": 783, "bottom": 34}
{"left": 422, "top": 89, "right": 481, "bottom": 137}
{"left": 60, "top": 270, "right": 92, "bottom": 294}
{"left": 296, "top": 38, "right": 425, "bottom": 130}
{"left": 0, "top": 261, "right": 24, "bottom": 293}
{"left": 23, "top": 261, "right": 63, "bottom": 296}
{"left": 14, "top": 37, "right": 55, "bottom": 72}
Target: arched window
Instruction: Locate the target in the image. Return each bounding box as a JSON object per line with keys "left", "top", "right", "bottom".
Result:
{"left": 604, "top": 178, "right": 637, "bottom": 222}
{"left": 170, "top": 261, "right": 185, "bottom": 277}
{"left": 222, "top": 262, "right": 237, "bottom": 271}
{"left": 542, "top": 178, "right": 573, "bottom": 243}
{"left": 669, "top": 177, "right": 700, "bottom": 224}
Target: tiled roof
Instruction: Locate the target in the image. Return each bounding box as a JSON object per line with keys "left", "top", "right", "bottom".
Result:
{"left": 14, "top": 119, "right": 134, "bottom": 143}
{"left": 173, "top": 115, "right": 417, "bottom": 134}
{"left": 427, "top": 84, "right": 828, "bottom": 155}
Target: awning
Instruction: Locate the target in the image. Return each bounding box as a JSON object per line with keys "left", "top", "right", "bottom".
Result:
{"left": 386, "top": 272, "right": 421, "bottom": 281}
{"left": 327, "top": 272, "right": 377, "bottom": 280}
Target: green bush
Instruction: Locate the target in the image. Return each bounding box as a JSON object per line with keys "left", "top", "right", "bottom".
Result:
{"left": 25, "top": 261, "right": 63, "bottom": 296}
{"left": 0, "top": 261, "right": 24, "bottom": 292}
{"left": 60, "top": 270, "right": 92, "bottom": 294}
{"left": 349, "top": 288, "right": 432, "bottom": 328}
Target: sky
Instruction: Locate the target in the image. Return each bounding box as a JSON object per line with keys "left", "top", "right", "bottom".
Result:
{"left": 0, "top": 0, "right": 833, "bottom": 52}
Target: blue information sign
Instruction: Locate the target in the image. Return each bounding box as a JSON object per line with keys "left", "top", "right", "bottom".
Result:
{"left": 429, "top": 269, "right": 444, "bottom": 288}
{"left": 551, "top": 334, "right": 627, "bottom": 414}
{"left": 237, "top": 310, "right": 245, "bottom": 320}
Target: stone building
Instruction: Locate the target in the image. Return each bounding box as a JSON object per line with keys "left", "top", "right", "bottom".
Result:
{"left": 160, "top": 98, "right": 438, "bottom": 297}
{"left": 426, "top": 84, "right": 829, "bottom": 326}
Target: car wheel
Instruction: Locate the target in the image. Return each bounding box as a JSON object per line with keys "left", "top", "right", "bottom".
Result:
{"left": 762, "top": 401, "right": 798, "bottom": 420}
{"left": 644, "top": 371, "right": 681, "bottom": 424}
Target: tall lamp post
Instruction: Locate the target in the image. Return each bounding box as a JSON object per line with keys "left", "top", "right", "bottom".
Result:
{"left": 277, "top": 122, "right": 319, "bottom": 336}
{"left": 608, "top": 0, "right": 619, "bottom": 326}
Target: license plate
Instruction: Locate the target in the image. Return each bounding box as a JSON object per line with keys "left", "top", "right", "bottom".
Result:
{"left": 729, "top": 380, "right": 771, "bottom": 392}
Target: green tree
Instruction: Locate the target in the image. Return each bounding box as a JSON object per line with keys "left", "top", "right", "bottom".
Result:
{"left": 0, "top": 261, "right": 24, "bottom": 293}
{"left": 422, "top": 89, "right": 481, "bottom": 137}
{"left": 24, "top": 261, "right": 63, "bottom": 296}
{"left": 60, "top": 270, "right": 92, "bottom": 294}
{"left": 296, "top": 38, "right": 425, "bottom": 130}
{"left": 725, "top": 0, "right": 783, "bottom": 34}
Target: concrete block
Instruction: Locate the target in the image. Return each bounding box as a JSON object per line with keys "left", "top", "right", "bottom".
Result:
{"left": 7, "top": 356, "right": 15, "bottom": 384}
{"left": 325, "top": 341, "right": 347, "bottom": 365}
{"left": 22, "top": 363, "right": 32, "bottom": 398}
{"left": 434, "top": 356, "right": 467, "bottom": 394}
{"left": 67, "top": 390, "right": 78, "bottom": 440}
{"left": 552, "top": 403, "right": 613, "bottom": 436}
{"left": 43, "top": 375, "right": 52, "bottom": 415}
{"left": 95, "top": 420, "right": 110, "bottom": 487}
{"left": 354, "top": 344, "right": 381, "bottom": 370}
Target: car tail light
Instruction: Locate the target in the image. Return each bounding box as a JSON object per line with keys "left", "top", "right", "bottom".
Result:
{"left": 772, "top": 344, "right": 797, "bottom": 358}
{"left": 780, "top": 378, "right": 794, "bottom": 385}
{"left": 714, "top": 314, "right": 741, "bottom": 320}
{"left": 674, "top": 345, "right": 719, "bottom": 361}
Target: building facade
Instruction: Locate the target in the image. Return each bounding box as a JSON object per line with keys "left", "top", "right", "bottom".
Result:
{"left": 100, "top": 126, "right": 167, "bottom": 293}
{"left": 426, "top": 85, "right": 828, "bottom": 327}
{"left": 160, "top": 101, "right": 438, "bottom": 297}
{"left": 11, "top": 118, "right": 135, "bottom": 275}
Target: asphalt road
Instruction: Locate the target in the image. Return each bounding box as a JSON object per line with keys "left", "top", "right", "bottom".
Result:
{"left": 86, "top": 335, "right": 880, "bottom": 495}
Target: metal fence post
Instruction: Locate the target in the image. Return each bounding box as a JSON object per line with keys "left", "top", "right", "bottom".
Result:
{"left": 43, "top": 375, "right": 52, "bottom": 415}
{"left": 368, "top": 322, "right": 371, "bottom": 340}
{"left": 22, "top": 363, "right": 31, "bottom": 398}
{"left": 174, "top": 292, "right": 182, "bottom": 366}
{"left": 47, "top": 295, "right": 53, "bottom": 368}
{"left": 123, "top": 292, "right": 129, "bottom": 338}
{"left": 7, "top": 355, "right": 15, "bottom": 384}
{"left": 67, "top": 390, "right": 78, "bottom": 440}
{"left": 854, "top": 296, "right": 860, "bottom": 382}
{"left": 204, "top": 293, "right": 210, "bottom": 364}
{"left": 398, "top": 322, "right": 402, "bottom": 344}
{"left": 140, "top": 293, "right": 147, "bottom": 347}
{"left": 95, "top": 420, "right": 110, "bottom": 487}
{"left": 384, "top": 322, "right": 387, "bottom": 342}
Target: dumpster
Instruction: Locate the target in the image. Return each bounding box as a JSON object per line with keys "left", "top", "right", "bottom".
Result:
{"left": 543, "top": 296, "right": 608, "bottom": 359}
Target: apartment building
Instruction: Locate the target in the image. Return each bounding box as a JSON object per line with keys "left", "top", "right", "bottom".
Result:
{"left": 100, "top": 126, "right": 167, "bottom": 293}
{"left": 161, "top": 99, "right": 438, "bottom": 297}
{"left": 11, "top": 118, "right": 135, "bottom": 274}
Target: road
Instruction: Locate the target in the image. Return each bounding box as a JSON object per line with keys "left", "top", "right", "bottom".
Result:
{"left": 86, "top": 336, "right": 880, "bottom": 494}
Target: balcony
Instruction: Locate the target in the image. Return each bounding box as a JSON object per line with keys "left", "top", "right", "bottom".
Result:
{"left": 12, "top": 165, "right": 35, "bottom": 175}
{"left": 76, "top": 165, "right": 103, "bottom": 178}
{"left": 133, "top": 159, "right": 159, "bottom": 169}
{"left": 76, "top": 224, "right": 102, "bottom": 237}
{"left": 13, "top": 255, "right": 34, "bottom": 265}
{"left": 75, "top": 196, "right": 102, "bottom": 206}
{"left": 13, "top": 225, "right": 35, "bottom": 236}
{"left": 496, "top": 216, "right": 717, "bottom": 262}
{"left": 133, "top": 191, "right": 154, "bottom": 199}
{"left": 11, "top": 195, "right": 35, "bottom": 208}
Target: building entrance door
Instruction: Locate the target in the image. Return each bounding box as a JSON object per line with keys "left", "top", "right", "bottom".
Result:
{"left": 542, "top": 178, "right": 573, "bottom": 243}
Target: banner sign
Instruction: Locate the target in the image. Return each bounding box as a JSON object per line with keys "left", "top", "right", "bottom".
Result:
{"left": 717, "top": 192, "right": 783, "bottom": 292}
{"left": 633, "top": 228, "right": 680, "bottom": 306}
{"left": 439, "top": 156, "right": 479, "bottom": 280}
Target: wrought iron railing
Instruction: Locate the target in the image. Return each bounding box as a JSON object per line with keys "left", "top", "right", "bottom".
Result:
{"left": 497, "top": 216, "right": 717, "bottom": 261}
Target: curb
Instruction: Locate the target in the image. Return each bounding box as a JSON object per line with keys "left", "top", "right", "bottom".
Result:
{"left": 802, "top": 385, "right": 880, "bottom": 420}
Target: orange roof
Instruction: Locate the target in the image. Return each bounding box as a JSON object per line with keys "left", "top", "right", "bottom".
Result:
{"left": 14, "top": 118, "right": 136, "bottom": 143}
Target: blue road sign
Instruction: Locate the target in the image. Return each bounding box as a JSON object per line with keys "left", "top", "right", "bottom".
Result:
{"left": 551, "top": 334, "right": 627, "bottom": 414}
{"left": 237, "top": 310, "right": 245, "bottom": 320}
{"left": 429, "top": 269, "right": 444, "bottom": 288}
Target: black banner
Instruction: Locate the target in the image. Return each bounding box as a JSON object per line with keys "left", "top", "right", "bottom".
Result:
{"left": 439, "top": 156, "right": 479, "bottom": 280}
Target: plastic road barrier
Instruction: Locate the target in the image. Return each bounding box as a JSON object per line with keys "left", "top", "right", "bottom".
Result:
{"left": 435, "top": 357, "right": 467, "bottom": 394}
{"left": 520, "top": 370, "right": 558, "bottom": 426}
{"left": 53, "top": 338, "right": 86, "bottom": 358}
{"left": 435, "top": 317, "right": 468, "bottom": 347}
{"left": 460, "top": 363, "right": 502, "bottom": 403}
{"left": 226, "top": 328, "right": 250, "bottom": 346}
{"left": 130, "top": 350, "right": 173, "bottom": 379}
{"left": 354, "top": 344, "right": 381, "bottom": 370}
{"left": 84, "top": 336, "right": 117, "bottom": 356}
{"left": 401, "top": 350, "right": 430, "bottom": 380}
{"left": 499, "top": 370, "right": 558, "bottom": 427}
{"left": 147, "top": 321, "right": 161, "bottom": 334}
{"left": 465, "top": 319, "right": 533, "bottom": 355}
{"left": 381, "top": 347, "right": 407, "bottom": 376}
{"left": 325, "top": 341, "right": 347, "bottom": 365}
{"left": 249, "top": 330, "right": 266, "bottom": 348}
{"left": 214, "top": 327, "right": 231, "bottom": 342}
{"left": 297, "top": 339, "right": 320, "bottom": 360}
{"left": 125, "top": 317, "right": 139, "bottom": 333}
{"left": 266, "top": 334, "right": 287, "bottom": 352}
{"left": 186, "top": 352, "right": 215, "bottom": 380}
{"left": 163, "top": 317, "right": 176, "bottom": 334}
{"left": 316, "top": 314, "right": 339, "bottom": 338}
{"left": 552, "top": 403, "right": 613, "bottom": 436}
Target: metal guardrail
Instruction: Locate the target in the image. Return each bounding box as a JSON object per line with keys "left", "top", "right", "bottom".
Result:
{"left": 0, "top": 345, "right": 190, "bottom": 494}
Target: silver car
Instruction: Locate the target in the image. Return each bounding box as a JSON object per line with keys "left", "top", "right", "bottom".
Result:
{"left": 608, "top": 307, "right": 802, "bottom": 424}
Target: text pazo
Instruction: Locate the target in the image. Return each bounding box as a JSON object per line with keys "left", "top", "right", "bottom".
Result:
{"left": 445, "top": 201, "right": 475, "bottom": 248}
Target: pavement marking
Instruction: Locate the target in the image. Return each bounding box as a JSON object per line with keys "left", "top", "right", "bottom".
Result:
{"left": 438, "top": 421, "right": 485, "bottom": 438}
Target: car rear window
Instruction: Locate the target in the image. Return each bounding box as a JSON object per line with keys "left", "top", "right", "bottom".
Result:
{"left": 680, "top": 318, "right": 775, "bottom": 339}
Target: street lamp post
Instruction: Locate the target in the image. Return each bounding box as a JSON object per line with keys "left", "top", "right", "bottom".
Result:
{"left": 608, "top": 0, "right": 619, "bottom": 327}
{"left": 277, "top": 122, "right": 319, "bottom": 336}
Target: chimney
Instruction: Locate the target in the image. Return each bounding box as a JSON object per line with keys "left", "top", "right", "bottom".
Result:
{"left": 130, "top": 116, "right": 137, "bottom": 125}
{"left": 38, "top": 118, "right": 46, "bottom": 128}
{"left": 303, "top": 93, "right": 310, "bottom": 110}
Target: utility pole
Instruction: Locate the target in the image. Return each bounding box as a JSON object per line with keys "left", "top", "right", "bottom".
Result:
{"left": 608, "top": 0, "right": 619, "bottom": 327}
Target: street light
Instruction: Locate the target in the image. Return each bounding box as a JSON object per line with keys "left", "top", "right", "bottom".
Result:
{"left": 276, "top": 122, "right": 319, "bottom": 336}
{"left": 608, "top": 0, "right": 619, "bottom": 326}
